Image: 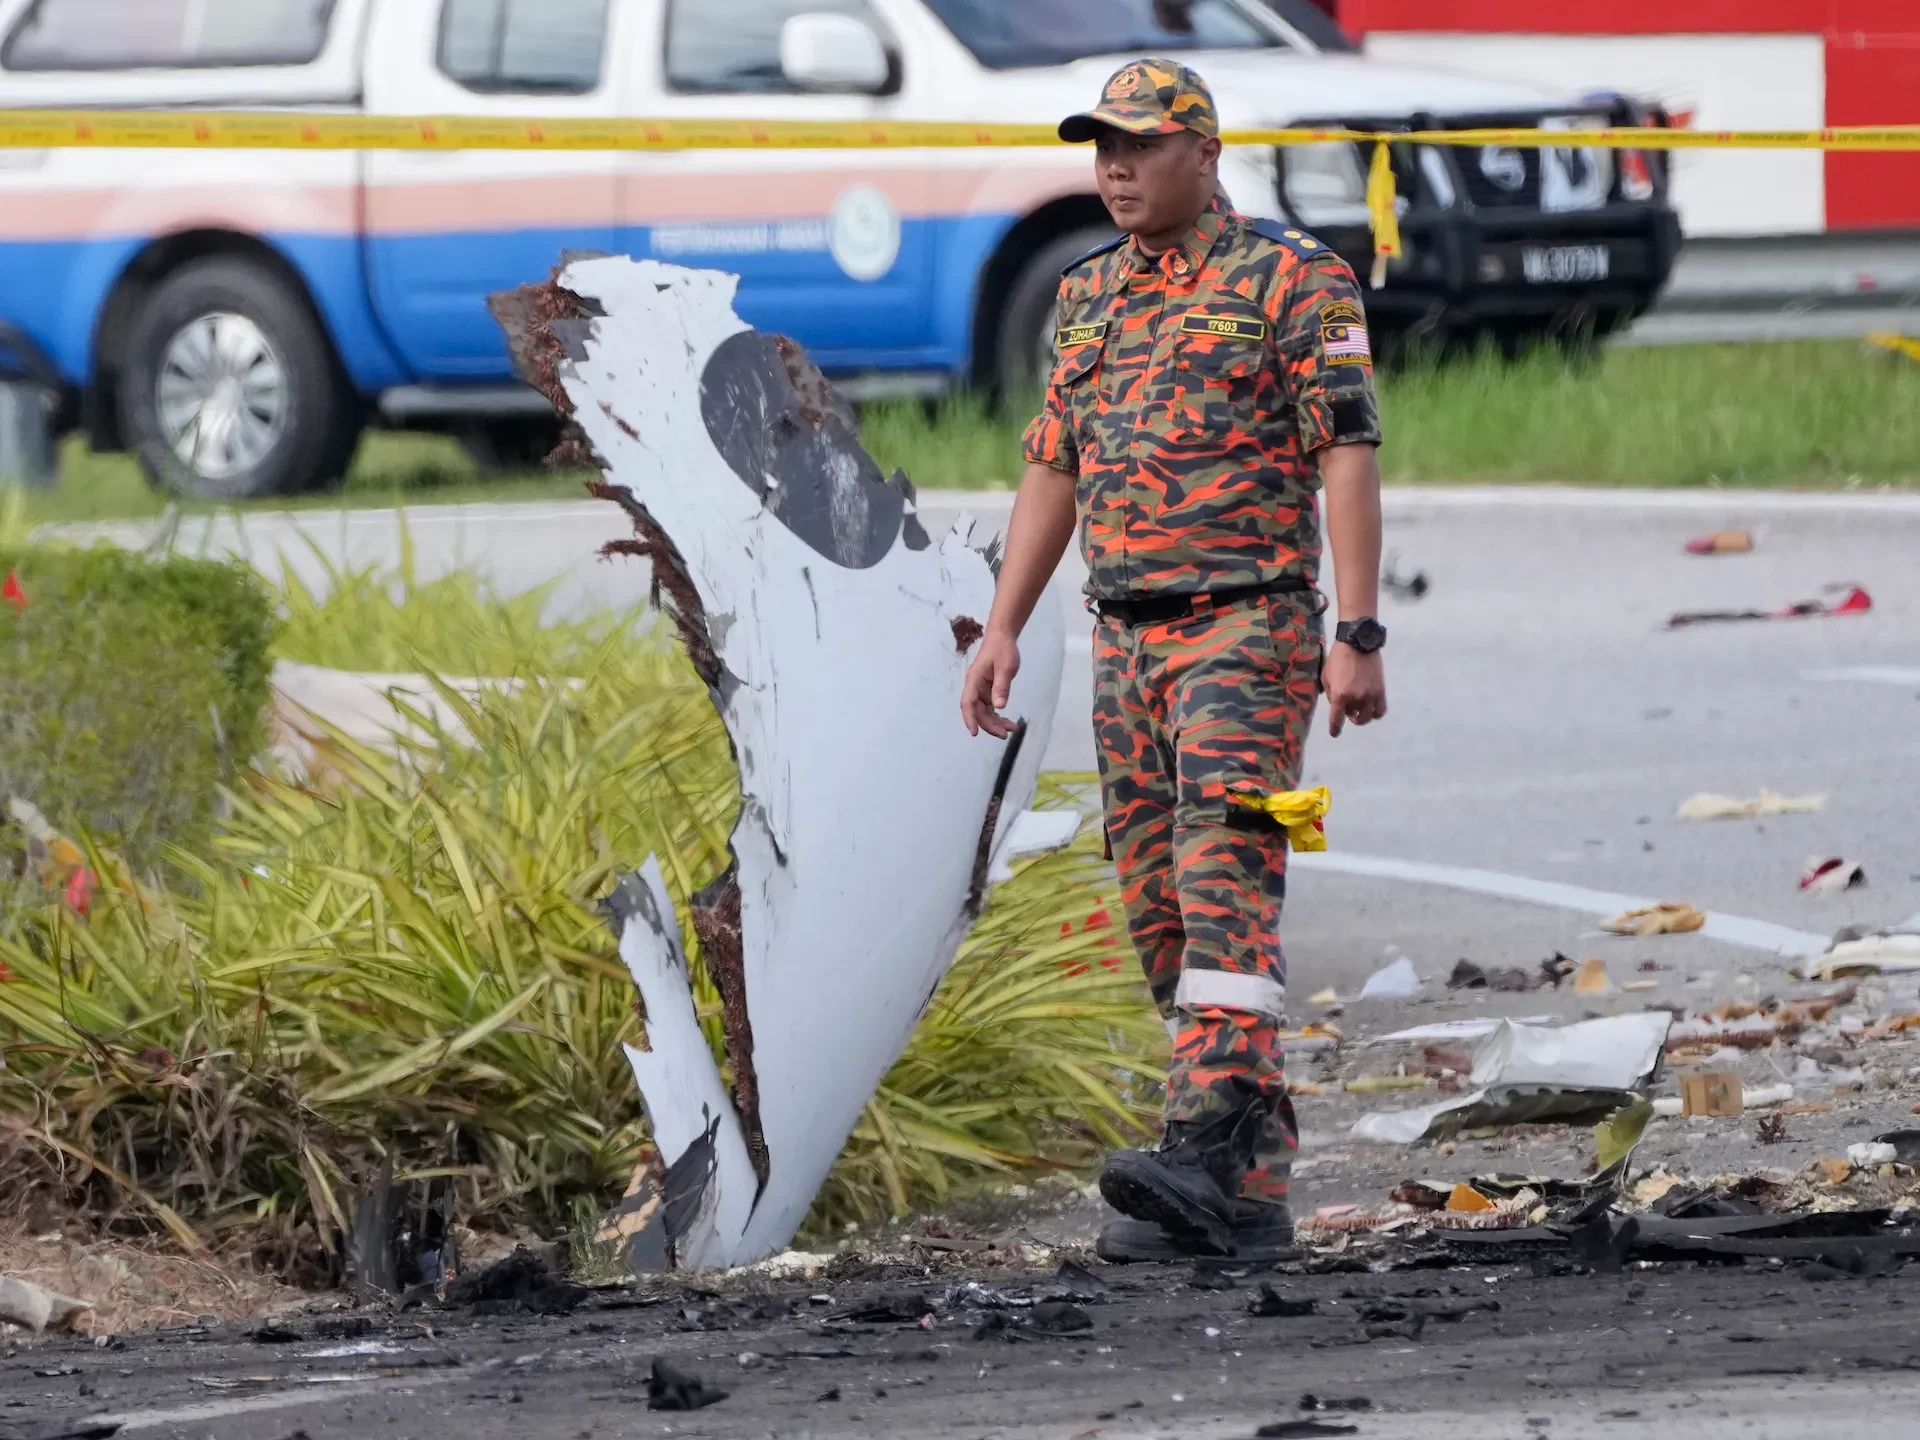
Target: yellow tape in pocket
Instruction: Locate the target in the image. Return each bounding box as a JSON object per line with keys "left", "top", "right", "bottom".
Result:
{"left": 1231, "top": 786, "right": 1332, "bottom": 853}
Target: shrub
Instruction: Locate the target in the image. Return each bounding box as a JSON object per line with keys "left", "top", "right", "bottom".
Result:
{"left": 1, "top": 555, "right": 1159, "bottom": 1256}
{"left": 0, "top": 545, "right": 276, "bottom": 866}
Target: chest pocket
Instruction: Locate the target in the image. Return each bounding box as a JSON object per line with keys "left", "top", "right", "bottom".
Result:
{"left": 1176, "top": 313, "right": 1267, "bottom": 431}
{"left": 1052, "top": 333, "right": 1105, "bottom": 439}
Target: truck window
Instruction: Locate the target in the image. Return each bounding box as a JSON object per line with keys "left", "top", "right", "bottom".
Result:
{"left": 922, "top": 0, "right": 1286, "bottom": 69}
{"left": 666, "top": 0, "right": 887, "bottom": 93}
{"left": 3, "top": 0, "right": 334, "bottom": 70}
{"left": 439, "top": 0, "right": 610, "bottom": 94}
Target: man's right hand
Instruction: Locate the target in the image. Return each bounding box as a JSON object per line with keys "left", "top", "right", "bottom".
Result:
{"left": 960, "top": 630, "right": 1022, "bottom": 739}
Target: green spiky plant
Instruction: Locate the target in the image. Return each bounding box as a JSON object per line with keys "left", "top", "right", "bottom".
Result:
{"left": 0, "top": 552, "right": 1163, "bottom": 1255}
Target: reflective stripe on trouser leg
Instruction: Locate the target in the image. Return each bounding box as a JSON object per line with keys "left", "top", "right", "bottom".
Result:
{"left": 1174, "top": 967, "right": 1285, "bottom": 1019}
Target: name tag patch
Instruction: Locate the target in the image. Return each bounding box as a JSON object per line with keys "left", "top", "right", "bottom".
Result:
{"left": 1319, "top": 299, "right": 1371, "bottom": 366}
{"left": 1180, "top": 313, "right": 1267, "bottom": 341}
{"left": 1056, "top": 321, "right": 1108, "bottom": 349}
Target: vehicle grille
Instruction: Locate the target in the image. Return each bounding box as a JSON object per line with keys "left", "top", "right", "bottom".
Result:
{"left": 1456, "top": 144, "right": 1543, "bottom": 211}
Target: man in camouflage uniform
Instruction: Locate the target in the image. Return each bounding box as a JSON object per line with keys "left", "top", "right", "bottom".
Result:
{"left": 961, "top": 60, "right": 1389, "bottom": 1262}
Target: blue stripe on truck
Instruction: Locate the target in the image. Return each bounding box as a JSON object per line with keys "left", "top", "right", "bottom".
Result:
{"left": 0, "top": 211, "right": 1022, "bottom": 394}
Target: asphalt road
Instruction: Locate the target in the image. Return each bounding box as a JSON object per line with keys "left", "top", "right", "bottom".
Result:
{"left": 9, "top": 1249, "right": 1920, "bottom": 1440}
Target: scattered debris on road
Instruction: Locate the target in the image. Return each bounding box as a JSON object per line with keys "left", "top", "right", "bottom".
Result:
{"left": 0, "top": 1276, "right": 91, "bottom": 1335}
{"left": 1604, "top": 902, "right": 1707, "bottom": 936}
{"left": 1665, "top": 583, "right": 1872, "bottom": 629}
{"left": 1677, "top": 790, "right": 1824, "bottom": 821}
{"left": 1799, "top": 926, "right": 1920, "bottom": 978}
{"left": 1572, "top": 956, "right": 1613, "bottom": 995}
{"left": 1248, "top": 1282, "right": 1316, "bottom": 1317}
{"left": 1352, "top": 1014, "right": 1669, "bottom": 1143}
{"left": 646, "top": 1357, "right": 728, "bottom": 1411}
{"left": 1684, "top": 529, "right": 1755, "bottom": 555}
{"left": 1801, "top": 857, "right": 1868, "bottom": 893}
{"left": 1680, "top": 1071, "right": 1744, "bottom": 1117}
{"left": 1382, "top": 553, "right": 1430, "bottom": 601}
{"left": 1359, "top": 956, "right": 1421, "bottom": 999}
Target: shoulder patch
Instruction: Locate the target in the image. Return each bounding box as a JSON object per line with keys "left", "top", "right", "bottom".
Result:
{"left": 1248, "top": 218, "right": 1332, "bottom": 260}
{"left": 1060, "top": 233, "right": 1127, "bottom": 277}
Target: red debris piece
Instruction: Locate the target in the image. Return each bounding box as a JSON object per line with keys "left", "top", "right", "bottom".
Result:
{"left": 1800, "top": 857, "right": 1868, "bottom": 893}
{"left": 2, "top": 569, "right": 25, "bottom": 614}
{"left": 1667, "top": 583, "right": 1872, "bottom": 629}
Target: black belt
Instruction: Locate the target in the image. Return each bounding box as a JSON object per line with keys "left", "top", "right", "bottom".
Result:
{"left": 1092, "top": 576, "right": 1314, "bottom": 628}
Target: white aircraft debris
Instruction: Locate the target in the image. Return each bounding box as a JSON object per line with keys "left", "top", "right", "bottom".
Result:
{"left": 492, "top": 258, "right": 1064, "bottom": 1268}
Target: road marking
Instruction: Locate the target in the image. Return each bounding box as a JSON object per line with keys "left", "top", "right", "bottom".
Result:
{"left": 1291, "top": 850, "right": 1829, "bottom": 958}
{"left": 921, "top": 486, "right": 1920, "bottom": 517}
{"left": 1804, "top": 665, "right": 1920, "bottom": 686}
{"left": 96, "top": 1373, "right": 459, "bottom": 1431}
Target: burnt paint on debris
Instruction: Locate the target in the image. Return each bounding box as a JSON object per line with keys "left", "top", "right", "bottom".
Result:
{"left": 951, "top": 616, "right": 985, "bottom": 653}
{"left": 699, "top": 332, "right": 904, "bottom": 570}
{"left": 662, "top": 1113, "right": 721, "bottom": 1264}
{"left": 488, "top": 271, "right": 602, "bottom": 419}
{"left": 966, "top": 721, "right": 1027, "bottom": 917}
{"left": 599, "top": 869, "right": 661, "bottom": 942}
{"left": 690, "top": 867, "right": 770, "bottom": 1196}
{"left": 591, "top": 479, "right": 724, "bottom": 690}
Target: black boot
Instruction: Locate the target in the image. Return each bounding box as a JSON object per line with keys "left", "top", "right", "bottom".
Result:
{"left": 1097, "top": 1199, "right": 1296, "bottom": 1265}
{"left": 1097, "top": 1101, "right": 1266, "bottom": 1256}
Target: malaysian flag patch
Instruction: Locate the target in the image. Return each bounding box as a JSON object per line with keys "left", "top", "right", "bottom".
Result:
{"left": 1319, "top": 299, "right": 1371, "bottom": 367}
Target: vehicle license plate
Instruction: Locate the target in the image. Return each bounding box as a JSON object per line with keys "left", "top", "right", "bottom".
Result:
{"left": 1522, "top": 244, "right": 1610, "bottom": 283}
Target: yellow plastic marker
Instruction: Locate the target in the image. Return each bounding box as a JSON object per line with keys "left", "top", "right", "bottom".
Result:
{"left": 1230, "top": 785, "right": 1331, "bottom": 852}
{"left": 1365, "top": 142, "right": 1402, "bottom": 288}
{"left": 1867, "top": 331, "right": 1920, "bottom": 364}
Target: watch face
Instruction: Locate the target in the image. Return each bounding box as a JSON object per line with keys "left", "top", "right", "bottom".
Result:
{"left": 1342, "top": 619, "right": 1387, "bottom": 652}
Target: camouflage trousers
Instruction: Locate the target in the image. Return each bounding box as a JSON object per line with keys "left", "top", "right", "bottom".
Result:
{"left": 1092, "top": 591, "right": 1323, "bottom": 1204}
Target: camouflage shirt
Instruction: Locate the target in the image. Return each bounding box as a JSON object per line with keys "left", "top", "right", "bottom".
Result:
{"left": 1022, "top": 200, "right": 1382, "bottom": 599}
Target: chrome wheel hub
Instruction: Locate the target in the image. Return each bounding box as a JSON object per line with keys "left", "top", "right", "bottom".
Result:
{"left": 156, "top": 313, "right": 289, "bottom": 480}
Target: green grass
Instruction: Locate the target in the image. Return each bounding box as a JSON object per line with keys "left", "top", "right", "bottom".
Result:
{"left": 862, "top": 340, "right": 1920, "bottom": 491}
{"left": 1378, "top": 340, "right": 1920, "bottom": 488}
{"left": 15, "top": 339, "right": 1920, "bottom": 529}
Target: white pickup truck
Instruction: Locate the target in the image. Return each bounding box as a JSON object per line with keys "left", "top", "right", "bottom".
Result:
{"left": 0, "top": 0, "right": 1679, "bottom": 498}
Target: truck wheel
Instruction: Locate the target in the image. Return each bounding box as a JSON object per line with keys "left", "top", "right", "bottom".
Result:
{"left": 994, "top": 224, "right": 1118, "bottom": 398}
{"left": 121, "top": 257, "right": 362, "bottom": 500}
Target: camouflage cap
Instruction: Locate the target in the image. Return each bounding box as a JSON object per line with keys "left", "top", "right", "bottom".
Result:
{"left": 1059, "top": 58, "right": 1220, "bottom": 144}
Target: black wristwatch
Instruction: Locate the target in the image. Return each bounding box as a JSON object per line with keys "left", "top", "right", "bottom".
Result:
{"left": 1334, "top": 617, "right": 1388, "bottom": 654}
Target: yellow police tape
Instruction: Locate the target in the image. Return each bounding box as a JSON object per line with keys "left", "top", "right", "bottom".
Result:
{"left": 9, "top": 110, "right": 1918, "bottom": 281}
{"left": 1, "top": 111, "right": 1919, "bottom": 153}
{"left": 1230, "top": 786, "right": 1331, "bottom": 853}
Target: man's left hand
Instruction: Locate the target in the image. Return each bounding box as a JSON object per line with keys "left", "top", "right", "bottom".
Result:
{"left": 1324, "top": 644, "right": 1387, "bottom": 737}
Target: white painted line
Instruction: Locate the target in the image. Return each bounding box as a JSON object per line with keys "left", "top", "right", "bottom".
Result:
{"left": 1292, "top": 850, "right": 1829, "bottom": 959}
{"left": 96, "top": 1372, "right": 458, "bottom": 1431}
{"left": 1804, "top": 665, "right": 1920, "bottom": 687}
{"left": 921, "top": 485, "right": 1920, "bottom": 517}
